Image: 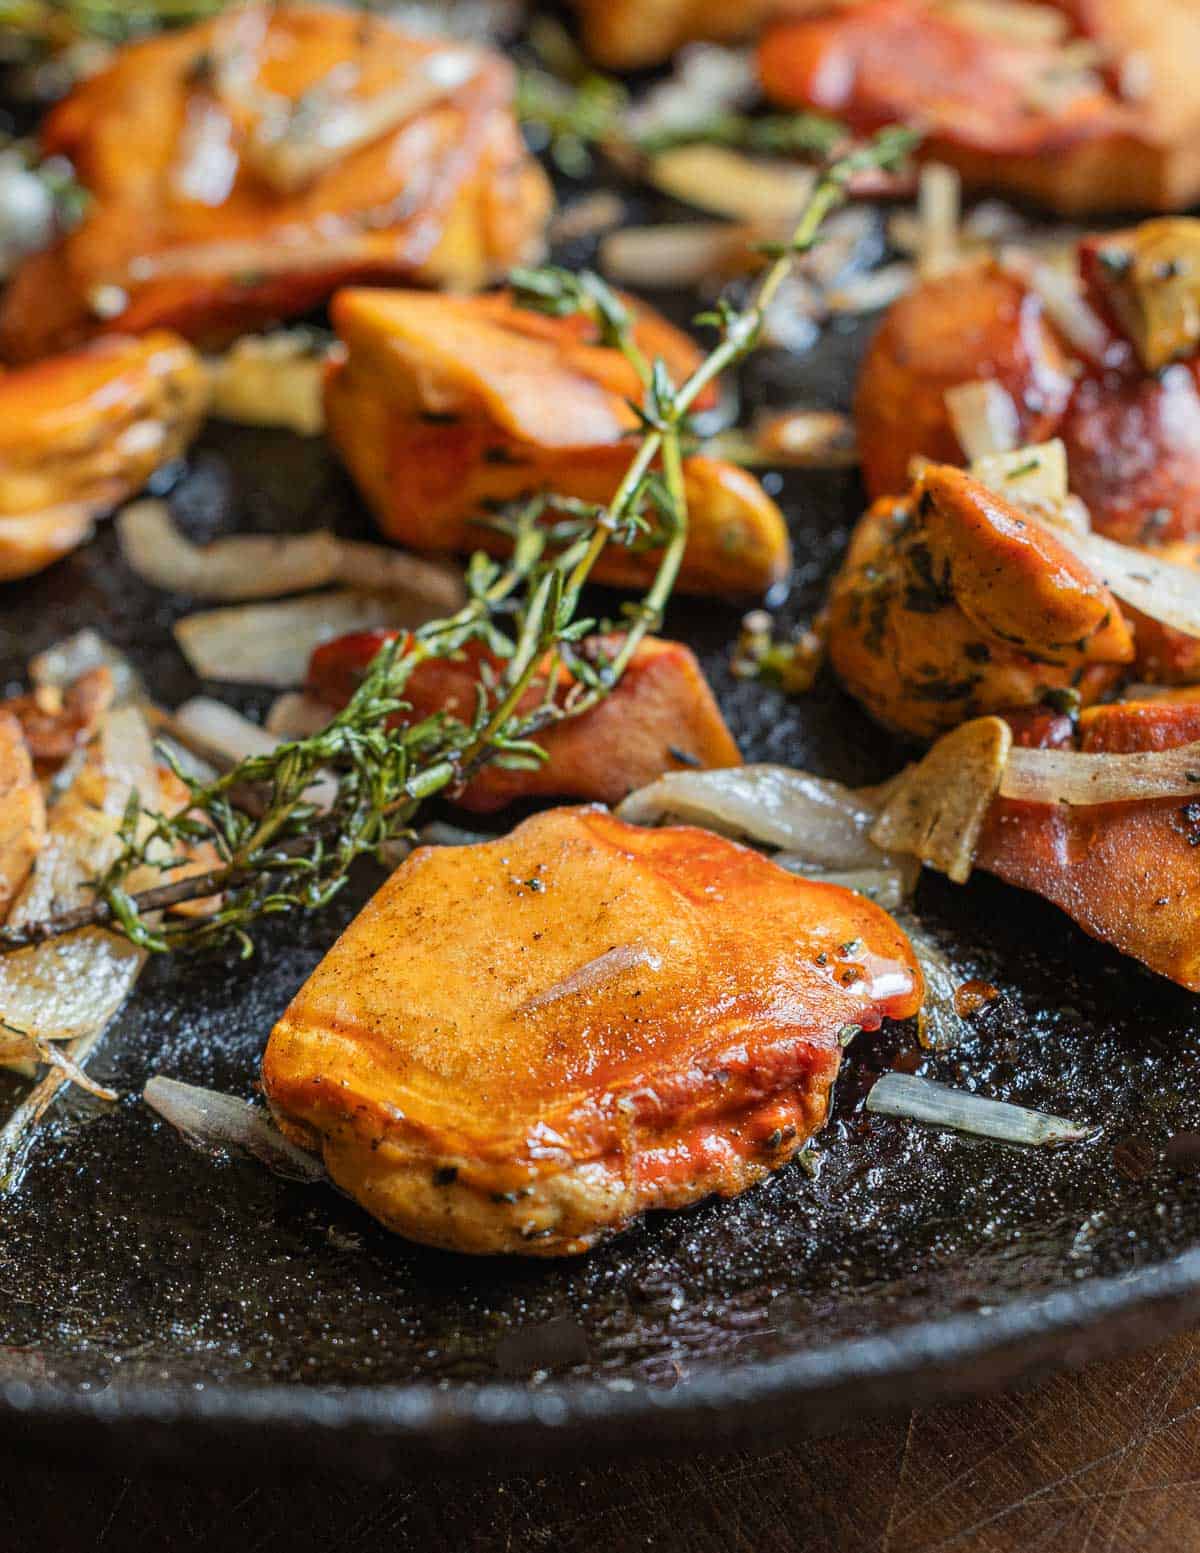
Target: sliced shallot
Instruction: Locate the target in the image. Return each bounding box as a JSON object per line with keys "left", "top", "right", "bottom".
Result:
{"left": 143, "top": 1075, "right": 326, "bottom": 1183}
{"left": 967, "top": 439, "right": 1200, "bottom": 641}
{"left": 174, "top": 590, "right": 434, "bottom": 687}
{"left": 0, "top": 705, "right": 158, "bottom": 1045}
{"left": 618, "top": 764, "right": 902, "bottom": 871}
{"left": 915, "top": 162, "right": 961, "bottom": 280}
{"left": 1047, "top": 523, "right": 1200, "bottom": 642}
{"left": 120, "top": 501, "right": 464, "bottom": 609}
{"left": 945, "top": 379, "right": 1020, "bottom": 461}
{"left": 265, "top": 692, "right": 335, "bottom": 740}
{"left": 771, "top": 860, "right": 916, "bottom": 910}
{"left": 601, "top": 222, "right": 760, "bottom": 289}
{"left": 648, "top": 145, "right": 816, "bottom": 224}
{"left": 894, "top": 913, "right": 971, "bottom": 1051}
{"left": 867, "top": 1072, "right": 1093, "bottom": 1147}
{"left": 1001, "top": 740, "right": 1200, "bottom": 805}
{"left": 168, "top": 697, "right": 336, "bottom": 808}
{"left": 120, "top": 501, "right": 340, "bottom": 600}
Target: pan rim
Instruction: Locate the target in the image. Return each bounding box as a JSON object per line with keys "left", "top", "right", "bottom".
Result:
{"left": 3, "top": 1240, "right": 1199, "bottom": 1469}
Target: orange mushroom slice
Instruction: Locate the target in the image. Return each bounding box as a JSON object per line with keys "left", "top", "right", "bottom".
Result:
{"left": 324, "top": 286, "right": 791, "bottom": 599}
{"left": 262, "top": 805, "right": 922, "bottom": 1255}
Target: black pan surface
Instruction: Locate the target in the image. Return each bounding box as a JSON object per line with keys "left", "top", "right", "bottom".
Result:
{"left": 2, "top": 200, "right": 1200, "bottom": 1478}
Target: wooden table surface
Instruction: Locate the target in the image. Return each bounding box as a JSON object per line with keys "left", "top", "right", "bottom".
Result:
{"left": 4, "top": 1330, "right": 1200, "bottom": 1552}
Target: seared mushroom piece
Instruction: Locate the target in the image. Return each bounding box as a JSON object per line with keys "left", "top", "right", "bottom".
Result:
{"left": 324, "top": 287, "right": 791, "bottom": 598}
{"left": 824, "top": 463, "right": 1134, "bottom": 739}
{"left": 854, "top": 228, "right": 1200, "bottom": 547}
{"left": 305, "top": 628, "right": 743, "bottom": 813}
{"left": 759, "top": 0, "right": 1200, "bottom": 217}
{"left": 0, "top": 332, "right": 207, "bottom": 581}
{"left": 262, "top": 806, "right": 921, "bottom": 1255}
{"left": 979, "top": 700, "right": 1200, "bottom": 990}
{"left": 0, "top": 6, "right": 551, "bottom": 362}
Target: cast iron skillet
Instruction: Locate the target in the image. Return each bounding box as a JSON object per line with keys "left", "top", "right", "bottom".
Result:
{"left": 2, "top": 200, "right": 1200, "bottom": 1478}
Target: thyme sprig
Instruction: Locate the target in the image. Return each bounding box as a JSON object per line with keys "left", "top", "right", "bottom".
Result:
{"left": 515, "top": 58, "right": 849, "bottom": 178}
{"left": 637, "top": 111, "right": 846, "bottom": 160}
{"left": 0, "top": 126, "right": 918, "bottom": 960}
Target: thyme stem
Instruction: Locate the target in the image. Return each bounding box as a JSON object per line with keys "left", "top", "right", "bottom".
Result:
{"left": 0, "top": 127, "right": 917, "bottom": 958}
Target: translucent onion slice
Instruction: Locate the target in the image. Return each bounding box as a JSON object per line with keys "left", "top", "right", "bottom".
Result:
{"left": 648, "top": 145, "right": 816, "bottom": 224}
{"left": 708, "top": 409, "right": 858, "bottom": 470}
{"left": 330, "top": 539, "right": 464, "bottom": 610}
{"left": 417, "top": 820, "right": 495, "bottom": 848}
{"left": 944, "top": 379, "right": 1021, "bottom": 460}
{"left": 516, "top": 942, "right": 662, "bottom": 1015}
{"left": 867, "top": 1072, "right": 1093, "bottom": 1147}
{"left": 265, "top": 691, "right": 335, "bottom": 740}
{"left": 1001, "top": 740, "right": 1200, "bottom": 805}
{"left": 143, "top": 1076, "right": 326, "bottom": 1183}
{"left": 0, "top": 706, "right": 158, "bottom": 1043}
{"left": 121, "top": 501, "right": 465, "bottom": 610}
{"left": 121, "top": 501, "right": 340, "bottom": 599}
{"left": 966, "top": 438, "right": 1200, "bottom": 640}
{"left": 1018, "top": 255, "right": 1112, "bottom": 365}
{"left": 600, "top": 222, "right": 759, "bottom": 289}
{"left": 169, "top": 697, "right": 336, "bottom": 809}
{"left": 242, "top": 50, "right": 479, "bottom": 195}
{"left": 169, "top": 697, "right": 280, "bottom": 766}
{"left": 617, "top": 764, "right": 903, "bottom": 870}
{"left": 174, "top": 590, "right": 435, "bottom": 687}
{"left": 548, "top": 192, "right": 626, "bottom": 246}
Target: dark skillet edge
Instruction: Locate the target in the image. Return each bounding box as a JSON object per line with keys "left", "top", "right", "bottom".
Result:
{"left": 3, "top": 1246, "right": 1199, "bottom": 1478}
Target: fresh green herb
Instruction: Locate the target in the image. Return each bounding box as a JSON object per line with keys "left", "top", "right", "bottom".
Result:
{"left": 637, "top": 110, "right": 844, "bottom": 160}
{"left": 516, "top": 28, "right": 845, "bottom": 178}
{"left": 731, "top": 609, "right": 823, "bottom": 694}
